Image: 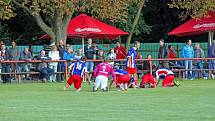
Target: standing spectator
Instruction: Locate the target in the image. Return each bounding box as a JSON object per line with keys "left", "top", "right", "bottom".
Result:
{"left": 192, "top": 43, "right": 207, "bottom": 79}
{"left": 20, "top": 48, "right": 32, "bottom": 80}
{"left": 126, "top": 41, "right": 141, "bottom": 88}
{"left": 182, "top": 39, "right": 194, "bottom": 80}
{"left": 28, "top": 44, "right": 34, "bottom": 56}
{"left": 8, "top": 41, "right": 20, "bottom": 80}
{"left": 1, "top": 44, "right": 10, "bottom": 83}
{"left": 158, "top": 39, "right": 169, "bottom": 69}
{"left": 84, "top": 38, "right": 98, "bottom": 80}
{"left": 74, "top": 48, "right": 84, "bottom": 60}
{"left": 107, "top": 48, "right": 116, "bottom": 60}
{"left": 48, "top": 45, "right": 60, "bottom": 82}
{"left": 114, "top": 41, "right": 126, "bottom": 69}
{"left": 0, "top": 51, "right": 3, "bottom": 82}
{"left": 63, "top": 48, "right": 74, "bottom": 67}
{"left": 57, "top": 40, "right": 66, "bottom": 81}
{"left": 168, "top": 45, "right": 177, "bottom": 66}
{"left": 208, "top": 40, "right": 215, "bottom": 79}
{"left": 37, "top": 50, "right": 54, "bottom": 82}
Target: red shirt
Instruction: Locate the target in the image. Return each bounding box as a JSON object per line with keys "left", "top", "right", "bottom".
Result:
{"left": 169, "top": 50, "right": 176, "bottom": 58}
{"left": 114, "top": 46, "right": 126, "bottom": 59}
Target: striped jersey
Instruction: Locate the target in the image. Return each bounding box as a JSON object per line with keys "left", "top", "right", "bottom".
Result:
{"left": 126, "top": 47, "right": 137, "bottom": 68}
{"left": 70, "top": 61, "right": 87, "bottom": 78}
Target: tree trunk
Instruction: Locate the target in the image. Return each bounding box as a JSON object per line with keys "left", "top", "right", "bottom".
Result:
{"left": 11, "top": 0, "right": 74, "bottom": 45}
{"left": 126, "top": 0, "right": 145, "bottom": 52}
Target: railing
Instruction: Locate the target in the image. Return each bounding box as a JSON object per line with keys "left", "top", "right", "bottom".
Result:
{"left": 0, "top": 58, "right": 214, "bottom": 83}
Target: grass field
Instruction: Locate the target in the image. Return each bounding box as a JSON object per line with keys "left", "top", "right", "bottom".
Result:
{"left": 0, "top": 79, "right": 215, "bottom": 121}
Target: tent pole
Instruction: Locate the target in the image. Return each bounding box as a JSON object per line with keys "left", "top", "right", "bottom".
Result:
{"left": 208, "top": 31, "right": 212, "bottom": 46}
{"left": 82, "top": 37, "right": 85, "bottom": 55}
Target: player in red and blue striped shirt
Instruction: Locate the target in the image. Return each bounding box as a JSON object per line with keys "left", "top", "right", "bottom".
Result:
{"left": 126, "top": 41, "right": 140, "bottom": 88}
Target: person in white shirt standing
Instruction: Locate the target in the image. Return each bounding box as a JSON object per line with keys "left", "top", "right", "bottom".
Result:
{"left": 48, "top": 45, "right": 60, "bottom": 82}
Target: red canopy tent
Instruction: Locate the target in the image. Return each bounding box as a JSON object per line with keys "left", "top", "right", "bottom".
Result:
{"left": 168, "top": 11, "right": 215, "bottom": 45}
{"left": 40, "top": 14, "right": 128, "bottom": 51}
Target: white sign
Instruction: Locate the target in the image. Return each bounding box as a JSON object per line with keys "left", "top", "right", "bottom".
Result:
{"left": 193, "top": 23, "right": 215, "bottom": 29}
{"left": 75, "top": 28, "right": 101, "bottom": 32}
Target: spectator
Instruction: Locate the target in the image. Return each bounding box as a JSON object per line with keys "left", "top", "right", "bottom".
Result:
{"left": 57, "top": 40, "right": 66, "bottom": 81}
{"left": 95, "top": 50, "right": 105, "bottom": 66}
{"left": 114, "top": 41, "right": 126, "bottom": 69}
{"left": 48, "top": 45, "right": 60, "bottom": 82}
{"left": 168, "top": 45, "right": 177, "bottom": 66}
{"left": 28, "top": 44, "right": 34, "bottom": 56}
{"left": 8, "top": 41, "right": 20, "bottom": 80}
{"left": 107, "top": 48, "right": 116, "bottom": 60}
{"left": 142, "top": 54, "right": 152, "bottom": 73}
{"left": 37, "top": 50, "right": 54, "bottom": 82}
{"left": 74, "top": 48, "right": 84, "bottom": 60}
{"left": 20, "top": 48, "right": 33, "bottom": 80}
{"left": 182, "top": 39, "right": 194, "bottom": 80}
{"left": 0, "top": 51, "right": 3, "bottom": 82}
{"left": 192, "top": 43, "right": 207, "bottom": 79}
{"left": 63, "top": 48, "right": 74, "bottom": 67}
{"left": 137, "top": 55, "right": 143, "bottom": 70}
{"left": 208, "top": 40, "right": 215, "bottom": 79}
{"left": 1, "top": 44, "right": 10, "bottom": 83}
{"left": 158, "top": 39, "right": 169, "bottom": 69}
{"left": 84, "top": 38, "right": 98, "bottom": 80}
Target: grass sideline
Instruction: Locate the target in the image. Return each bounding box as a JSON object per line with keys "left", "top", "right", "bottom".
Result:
{"left": 0, "top": 79, "right": 215, "bottom": 121}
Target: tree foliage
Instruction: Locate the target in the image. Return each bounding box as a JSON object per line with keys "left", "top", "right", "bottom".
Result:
{"left": 0, "top": 0, "right": 15, "bottom": 20}
{"left": 0, "top": 0, "right": 132, "bottom": 43}
{"left": 169, "top": 0, "right": 215, "bottom": 19}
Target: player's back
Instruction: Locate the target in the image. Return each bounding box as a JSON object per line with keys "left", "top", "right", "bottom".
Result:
{"left": 115, "top": 69, "right": 128, "bottom": 76}
{"left": 95, "top": 62, "right": 114, "bottom": 78}
{"left": 71, "top": 61, "right": 87, "bottom": 77}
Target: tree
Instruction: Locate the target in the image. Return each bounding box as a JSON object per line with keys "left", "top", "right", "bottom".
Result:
{"left": 1, "top": 0, "right": 132, "bottom": 44}
{"left": 125, "top": 0, "right": 145, "bottom": 51}
{"left": 169, "top": 0, "right": 215, "bottom": 18}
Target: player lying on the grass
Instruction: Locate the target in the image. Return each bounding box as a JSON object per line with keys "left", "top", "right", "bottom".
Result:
{"left": 155, "top": 68, "right": 180, "bottom": 87}
{"left": 109, "top": 69, "right": 131, "bottom": 91}
{"left": 140, "top": 74, "right": 157, "bottom": 88}
{"left": 64, "top": 56, "right": 90, "bottom": 92}
{"left": 93, "top": 58, "right": 116, "bottom": 92}
{"left": 126, "top": 41, "right": 141, "bottom": 88}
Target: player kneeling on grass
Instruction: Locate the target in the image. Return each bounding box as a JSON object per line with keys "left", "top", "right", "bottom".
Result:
{"left": 64, "top": 56, "right": 89, "bottom": 92}
{"left": 110, "top": 69, "right": 131, "bottom": 91}
{"left": 140, "top": 74, "right": 157, "bottom": 88}
{"left": 93, "top": 59, "right": 116, "bottom": 92}
{"left": 155, "top": 68, "right": 180, "bottom": 87}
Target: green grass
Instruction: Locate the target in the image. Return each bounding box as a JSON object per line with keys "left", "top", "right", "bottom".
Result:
{"left": 0, "top": 79, "right": 215, "bottom": 121}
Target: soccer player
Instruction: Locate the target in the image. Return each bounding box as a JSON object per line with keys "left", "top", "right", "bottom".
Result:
{"left": 93, "top": 59, "right": 116, "bottom": 92}
{"left": 155, "top": 68, "right": 179, "bottom": 87}
{"left": 140, "top": 74, "right": 157, "bottom": 88}
{"left": 64, "top": 56, "right": 89, "bottom": 92}
{"left": 112, "top": 69, "right": 131, "bottom": 91}
{"left": 126, "top": 41, "right": 140, "bottom": 88}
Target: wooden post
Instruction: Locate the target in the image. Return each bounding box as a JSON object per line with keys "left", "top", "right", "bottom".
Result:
{"left": 149, "top": 59, "right": 152, "bottom": 75}
{"left": 65, "top": 61, "right": 68, "bottom": 81}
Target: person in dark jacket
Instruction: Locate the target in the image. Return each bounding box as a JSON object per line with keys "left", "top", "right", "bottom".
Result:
{"left": 158, "top": 39, "right": 169, "bottom": 69}
{"left": 208, "top": 40, "right": 215, "bottom": 79}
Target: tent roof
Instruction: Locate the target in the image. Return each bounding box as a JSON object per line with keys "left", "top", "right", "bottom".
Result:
{"left": 168, "top": 11, "right": 215, "bottom": 36}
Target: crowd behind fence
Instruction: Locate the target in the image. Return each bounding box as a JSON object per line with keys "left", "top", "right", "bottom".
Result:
{"left": 0, "top": 58, "right": 214, "bottom": 83}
